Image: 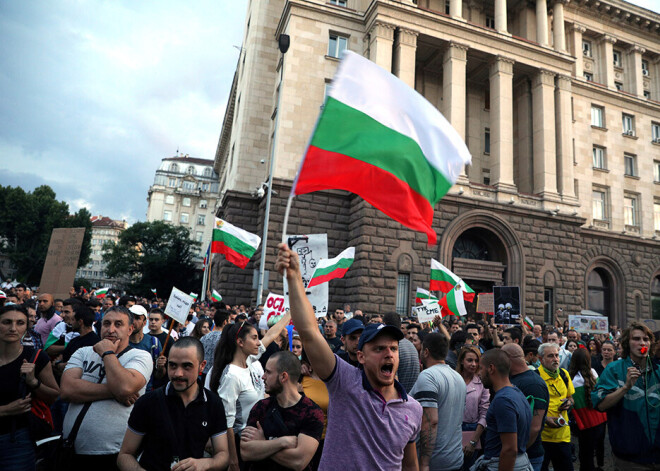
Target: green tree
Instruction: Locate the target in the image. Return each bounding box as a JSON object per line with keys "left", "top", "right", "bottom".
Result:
{"left": 102, "top": 220, "right": 201, "bottom": 297}
{"left": 0, "top": 185, "right": 92, "bottom": 285}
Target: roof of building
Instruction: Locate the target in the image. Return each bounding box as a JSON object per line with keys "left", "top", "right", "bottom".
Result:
{"left": 91, "top": 216, "right": 127, "bottom": 229}
{"left": 163, "top": 155, "right": 214, "bottom": 166}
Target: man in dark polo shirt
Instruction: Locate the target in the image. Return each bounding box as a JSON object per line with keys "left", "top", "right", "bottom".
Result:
{"left": 336, "top": 318, "right": 364, "bottom": 368}
{"left": 117, "top": 337, "right": 229, "bottom": 471}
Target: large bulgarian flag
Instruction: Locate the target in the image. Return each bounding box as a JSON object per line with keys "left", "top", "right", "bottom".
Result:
{"left": 306, "top": 247, "right": 355, "bottom": 289}
{"left": 571, "top": 374, "right": 607, "bottom": 430}
{"left": 415, "top": 287, "right": 438, "bottom": 305}
{"left": 211, "top": 218, "right": 261, "bottom": 269}
{"left": 430, "top": 259, "right": 475, "bottom": 301}
{"left": 291, "top": 51, "right": 471, "bottom": 245}
{"left": 438, "top": 286, "right": 468, "bottom": 317}
{"left": 95, "top": 287, "right": 109, "bottom": 299}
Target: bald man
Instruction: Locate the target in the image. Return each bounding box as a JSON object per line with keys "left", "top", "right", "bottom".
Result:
{"left": 502, "top": 344, "right": 549, "bottom": 471}
{"left": 35, "top": 293, "right": 62, "bottom": 344}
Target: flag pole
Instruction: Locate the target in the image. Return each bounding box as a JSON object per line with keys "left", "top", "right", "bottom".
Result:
{"left": 200, "top": 261, "right": 208, "bottom": 302}
{"left": 206, "top": 254, "right": 213, "bottom": 301}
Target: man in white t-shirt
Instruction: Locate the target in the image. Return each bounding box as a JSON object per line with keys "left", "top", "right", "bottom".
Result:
{"left": 61, "top": 305, "right": 153, "bottom": 470}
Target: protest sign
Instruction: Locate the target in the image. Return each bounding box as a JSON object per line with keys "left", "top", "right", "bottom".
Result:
{"left": 493, "top": 286, "right": 521, "bottom": 325}
{"left": 569, "top": 314, "right": 608, "bottom": 334}
{"left": 283, "top": 234, "right": 328, "bottom": 318}
{"left": 412, "top": 301, "right": 441, "bottom": 323}
{"left": 260, "top": 292, "right": 288, "bottom": 330}
{"left": 39, "top": 228, "right": 86, "bottom": 299}
{"left": 476, "top": 293, "right": 494, "bottom": 314}
{"left": 164, "top": 287, "right": 194, "bottom": 324}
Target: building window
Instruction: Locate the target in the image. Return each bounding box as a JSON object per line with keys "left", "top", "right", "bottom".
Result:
{"left": 163, "top": 210, "right": 172, "bottom": 222}
{"left": 165, "top": 195, "right": 174, "bottom": 205}
{"left": 654, "top": 161, "right": 660, "bottom": 182}
{"left": 486, "top": 16, "right": 495, "bottom": 29}
{"left": 187, "top": 166, "right": 195, "bottom": 175}
{"left": 182, "top": 197, "right": 191, "bottom": 207}
{"left": 593, "top": 189, "right": 607, "bottom": 220}
{"left": 652, "top": 123, "right": 660, "bottom": 143}
{"left": 592, "top": 146, "right": 606, "bottom": 169}
{"left": 329, "top": 0, "right": 347, "bottom": 5}
{"left": 583, "top": 40, "right": 592, "bottom": 57}
{"left": 484, "top": 87, "right": 490, "bottom": 110}
{"left": 584, "top": 72, "right": 593, "bottom": 82}
{"left": 169, "top": 163, "right": 178, "bottom": 172}
{"left": 652, "top": 276, "right": 660, "bottom": 319}
{"left": 183, "top": 181, "right": 196, "bottom": 191}
{"left": 591, "top": 105, "right": 604, "bottom": 127}
{"left": 200, "top": 199, "right": 208, "bottom": 209}
{"left": 445, "top": 0, "right": 450, "bottom": 14}
{"left": 484, "top": 128, "right": 490, "bottom": 154}
{"left": 180, "top": 213, "right": 189, "bottom": 224}
{"left": 645, "top": 90, "right": 651, "bottom": 100}
{"left": 642, "top": 60, "right": 650, "bottom": 76}
{"left": 654, "top": 201, "right": 660, "bottom": 232}
{"left": 587, "top": 268, "right": 611, "bottom": 319}
{"left": 543, "top": 288, "right": 554, "bottom": 324}
{"left": 613, "top": 50, "right": 622, "bottom": 67}
{"left": 168, "top": 178, "right": 177, "bottom": 187}
{"left": 615, "top": 82, "right": 623, "bottom": 91}
{"left": 622, "top": 114, "right": 635, "bottom": 135}
{"left": 204, "top": 168, "right": 212, "bottom": 177}
{"left": 195, "top": 231, "right": 204, "bottom": 242}
{"left": 197, "top": 215, "right": 205, "bottom": 225}
{"left": 395, "top": 273, "right": 410, "bottom": 316}
{"left": 328, "top": 34, "right": 348, "bottom": 58}
{"left": 624, "top": 153, "right": 637, "bottom": 177}
{"left": 624, "top": 195, "right": 638, "bottom": 227}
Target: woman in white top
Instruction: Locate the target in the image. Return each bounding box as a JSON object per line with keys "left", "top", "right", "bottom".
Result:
{"left": 207, "top": 312, "right": 291, "bottom": 471}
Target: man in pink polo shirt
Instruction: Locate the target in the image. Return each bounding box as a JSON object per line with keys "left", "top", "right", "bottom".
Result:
{"left": 34, "top": 292, "right": 62, "bottom": 344}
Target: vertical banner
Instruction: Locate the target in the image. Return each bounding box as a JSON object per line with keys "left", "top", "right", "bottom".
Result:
{"left": 39, "top": 228, "right": 86, "bottom": 299}
{"left": 164, "top": 287, "right": 195, "bottom": 324}
{"left": 283, "top": 234, "right": 328, "bottom": 318}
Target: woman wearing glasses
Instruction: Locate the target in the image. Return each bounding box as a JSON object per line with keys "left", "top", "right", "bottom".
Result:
{"left": 207, "top": 313, "right": 291, "bottom": 471}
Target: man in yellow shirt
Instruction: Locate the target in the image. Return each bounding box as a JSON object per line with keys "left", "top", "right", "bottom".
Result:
{"left": 537, "top": 342, "right": 575, "bottom": 471}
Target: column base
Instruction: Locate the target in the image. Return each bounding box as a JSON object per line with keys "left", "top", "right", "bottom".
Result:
{"left": 538, "top": 190, "right": 562, "bottom": 203}
{"left": 494, "top": 182, "right": 518, "bottom": 195}
{"left": 561, "top": 194, "right": 579, "bottom": 206}
{"left": 456, "top": 174, "right": 470, "bottom": 186}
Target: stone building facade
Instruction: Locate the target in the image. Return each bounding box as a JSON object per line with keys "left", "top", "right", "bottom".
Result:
{"left": 213, "top": 0, "right": 660, "bottom": 328}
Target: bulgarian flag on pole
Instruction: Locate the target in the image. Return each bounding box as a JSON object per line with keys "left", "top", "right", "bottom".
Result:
{"left": 306, "top": 247, "right": 355, "bottom": 289}
{"left": 291, "top": 51, "right": 472, "bottom": 245}
{"left": 523, "top": 316, "right": 534, "bottom": 330}
{"left": 415, "top": 287, "right": 438, "bottom": 305}
{"left": 95, "top": 287, "right": 109, "bottom": 299}
{"left": 211, "top": 290, "right": 222, "bottom": 302}
{"left": 190, "top": 292, "right": 199, "bottom": 301}
{"left": 438, "top": 286, "right": 468, "bottom": 317}
{"left": 430, "top": 259, "right": 475, "bottom": 302}
{"left": 211, "top": 218, "right": 261, "bottom": 269}
{"left": 151, "top": 288, "right": 157, "bottom": 296}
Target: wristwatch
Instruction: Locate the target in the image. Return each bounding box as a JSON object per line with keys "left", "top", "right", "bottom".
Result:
{"left": 469, "top": 440, "right": 477, "bottom": 447}
{"left": 101, "top": 350, "right": 116, "bottom": 359}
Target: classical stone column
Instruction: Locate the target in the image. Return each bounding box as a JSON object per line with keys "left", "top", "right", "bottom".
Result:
{"left": 569, "top": 23, "right": 586, "bottom": 77}
{"left": 443, "top": 42, "right": 469, "bottom": 140}
{"left": 555, "top": 75, "right": 576, "bottom": 201}
{"left": 532, "top": 69, "right": 559, "bottom": 199}
{"left": 450, "top": 0, "right": 463, "bottom": 19}
{"left": 495, "top": 0, "right": 508, "bottom": 34}
{"left": 654, "top": 57, "right": 660, "bottom": 101}
{"left": 516, "top": 79, "right": 534, "bottom": 194}
{"left": 627, "top": 44, "right": 646, "bottom": 97}
{"left": 368, "top": 22, "right": 396, "bottom": 72}
{"left": 599, "top": 35, "right": 617, "bottom": 89}
{"left": 490, "top": 56, "right": 516, "bottom": 193}
{"left": 393, "top": 27, "right": 418, "bottom": 88}
{"left": 536, "top": 0, "right": 549, "bottom": 46}
{"left": 552, "top": 0, "right": 566, "bottom": 52}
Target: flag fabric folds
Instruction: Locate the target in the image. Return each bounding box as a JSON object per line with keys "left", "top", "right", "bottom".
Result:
{"left": 430, "top": 259, "right": 475, "bottom": 301}
{"left": 95, "top": 287, "right": 109, "bottom": 299}
{"left": 190, "top": 293, "right": 198, "bottom": 301}
{"left": 438, "top": 286, "right": 467, "bottom": 317}
{"left": 306, "top": 247, "right": 355, "bottom": 289}
{"left": 415, "top": 287, "right": 438, "bottom": 305}
{"left": 211, "top": 290, "right": 222, "bottom": 302}
{"left": 291, "top": 51, "right": 472, "bottom": 245}
{"left": 211, "top": 218, "right": 261, "bottom": 269}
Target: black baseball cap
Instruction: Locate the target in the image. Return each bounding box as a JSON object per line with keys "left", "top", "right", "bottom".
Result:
{"left": 358, "top": 323, "right": 404, "bottom": 350}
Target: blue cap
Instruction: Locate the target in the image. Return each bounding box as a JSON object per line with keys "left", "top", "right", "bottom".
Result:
{"left": 342, "top": 318, "right": 365, "bottom": 336}
{"left": 358, "top": 323, "right": 404, "bottom": 351}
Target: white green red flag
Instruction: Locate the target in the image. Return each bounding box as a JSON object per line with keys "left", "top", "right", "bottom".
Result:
{"left": 211, "top": 290, "right": 222, "bottom": 302}
{"left": 291, "top": 51, "right": 471, "bottom": 245}
{"left": 430, "top": 259, "right": 475, "bottom": 301}
{"left": 415, "top": 287, "right": 438, "bottom": 305}
{"left": 189, "top": 292, "right": 198, "bottom": 301}
{"left": 523, "top": 317, "right": 534, "bottom": 330}
{"left": 438, "top": 286, "right": 467, "bottom": 317}
{"left": 151, "top": 288, "right": 157, "bottom": 296}
{"left": 211, "top": 218, "right": 261, "bottom": 269}
{"left": 306, "top": 247, "right": 355, "bottom": 289}
{"left": 95, "top": 287, "right": 109, "bottom": 299}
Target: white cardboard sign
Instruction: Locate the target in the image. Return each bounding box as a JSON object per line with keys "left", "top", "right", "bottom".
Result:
{"left": 283, "top": 234, "right": 328, "bottom": 318}
{"left": 259, "top": 292, "right": 288, "bottom": 330}
{"left": 412, "top": 301, "right": 441, "bottom": 323}
{"left": 164, "top": 287, "right": 194, "bottom": 324}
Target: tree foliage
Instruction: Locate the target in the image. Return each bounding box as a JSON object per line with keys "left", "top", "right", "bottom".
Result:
{"left": 0, "top": 185, "right": 92, "bottom": 285}
{"left": 102, "top": 220, "right": 201, "bottom": 297}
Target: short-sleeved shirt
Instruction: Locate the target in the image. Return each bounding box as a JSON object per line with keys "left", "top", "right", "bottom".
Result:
{"left": 511, "top": 370, "right": 550, "bottom": 459}
{"left": 62, "top": 346, "right": 153, "bottom": 454}
{"left": 200, "top": 330, "right": 223, "bottom": 374}
{"left": 35, "top": 313, "right": 62, "bottom": 344}
{"left": 397, "top": 338, "right": 421, "bottom": 393}
{"left": 62, "top": 331, "right": 101, "bottom": 362}
{"left": 127, "top": 382, "right": 227, "bottom": 471}
{"left": 538, "top": 367, "right": 575, "bottom": 443}
{"left": 319, "top": 354, "right": 423, "bottom": 470}
{"left": 410, "top": 363, "right": 466, "bottom": 471}
{"left": 0, "top": 347, "right": 49, "bottom": 434}
{"left": 129, "top": 333, "right": 161, "bottom": 361}
{"left": 245, "top": 396, "right": 324, "bottom": 471}
{"left": 325, "top": 336, "right": 343, "bottom": 352}
{"left": 483, "top": 386, "right": 532, "bottom": 459}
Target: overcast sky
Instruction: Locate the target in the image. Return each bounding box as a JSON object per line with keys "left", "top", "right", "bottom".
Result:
{"left": 1, "top": 1, "right": 657, "bottom": 224}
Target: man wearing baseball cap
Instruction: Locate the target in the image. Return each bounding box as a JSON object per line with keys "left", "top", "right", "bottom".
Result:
{"left": 276, "top": 243, "right": 422, "bottom": 470}
{"left": 336, "top": 318, "right": 364, "bottom": 368}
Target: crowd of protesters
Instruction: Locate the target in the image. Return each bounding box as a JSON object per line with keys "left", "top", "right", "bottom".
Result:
{"left": 2, "top": 257, "right": 660, "bottom": 471}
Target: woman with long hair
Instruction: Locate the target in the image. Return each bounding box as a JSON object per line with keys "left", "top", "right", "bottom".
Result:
{"left": 457, "top": 346, "right": 490, "bottom": 471}
{"left": 568, "top": 348, "right": 607, "bottom": 471}
{"left": 207, "top": 313, "right": 291, "bottom": 471}
{"left": 0, "top": 304, "right": 59, "bottom": 471}
{"left": 592, "top": 340, "right": 616, "bottom": 376}
{"left": 587, "top": 338, "right": 601, "bottom": 358}
{"left": 190, "top": 318, "right": 212, "bottom": 340}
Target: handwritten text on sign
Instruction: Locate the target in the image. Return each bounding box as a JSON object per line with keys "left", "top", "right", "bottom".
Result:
{"left": 164, "top": 287, "right": 194, "bottom": 324}
{"left": 259, "top": 293, "right": 289, "bottom": 330}
{"left": 412, "top": 301, "right": 441, "bottom": 323}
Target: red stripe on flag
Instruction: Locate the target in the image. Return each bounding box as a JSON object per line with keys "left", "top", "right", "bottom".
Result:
{"left": 211, "top": 241, "right": 250, "bottom": 269}
{"left": 430, "top": 280, "right": 456, "bottom": 293}
{"left": 295, "top": 147, "right": 437, "bottom": 244}
{"left": 307, "top": 267, "right": 350, "bottom": 289}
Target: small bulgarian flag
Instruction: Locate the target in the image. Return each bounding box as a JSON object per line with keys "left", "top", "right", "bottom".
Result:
{"left": 438, "top": 285, "right": 467, "bottom": 317}
{"left": 95, "top": 287, "right": 109, "bottom": 299}
{"left": 151, "top": 288, "right": 157, "bottom": 296}
{"left": 415, "top": 287, "right": 438, "bottom": 305}
{"left": 291, "top": 51, "right": 471, "bottom": 245}
{"left": 523, "top": 316, "right": 534, "bottom": 330}
{"left": 212, "top": 218, "right": 261, "bottom": 269}
{"left": 190, "top": 292, "right": 199, "bottom": 301}
{"left": 306, "top": 247, "right": 355, "bottom": 289}
{"left": 211, "top": 289, "right": 222, "bottom": 302}
{"left": 430, "top": 259, "right": 475, "bottom": 301}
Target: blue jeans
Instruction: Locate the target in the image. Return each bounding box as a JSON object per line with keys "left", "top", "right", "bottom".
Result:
{"left": 0, "top": 427, "right": 36, "bottom": 471}
{"left": 541, "top": 441, "right": 573, "bottom": 471}
{"left": 529, "top": 454, "right": 544, "bottom": 471}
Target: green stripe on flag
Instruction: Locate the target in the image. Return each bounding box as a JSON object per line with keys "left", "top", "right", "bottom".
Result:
{"left": 212, "top": 229, "right": 257, "bottom": 258}
{"left": 311, "top": 258, "right": 354, "bottom": 278}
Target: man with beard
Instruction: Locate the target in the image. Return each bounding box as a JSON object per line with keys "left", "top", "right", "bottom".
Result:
{"left": 118, "top": 337, "right": 229, "bottom": 471}
{"left": 336, "top": 318, "right": 364, "bottom": 368}
{"left": 45, "top": 298, "right": 82, "bottom": 358}
{"left": 241, "top": 351, "right": 324, "bottom": 470}
{"left": 476, "top": 349, "right": 532, "bottom": 471}
{"left": 34, "top": 292, "right": 61, "bottom": 344}
{"left": 276, "top": 243, "right": 422, "bottom": 470}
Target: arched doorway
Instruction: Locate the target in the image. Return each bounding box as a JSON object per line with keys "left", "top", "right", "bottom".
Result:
{"left": 584, "top": 258, "right": 624, "bottom": 326}
{"left": 587, "top": 268, "right": 611, "bottom": 320}
{"left": 651, "top": 274, "right": 660, "bottom": 319}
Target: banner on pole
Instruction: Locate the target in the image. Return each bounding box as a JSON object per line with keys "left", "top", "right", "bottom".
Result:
{"left": 39, "top": 228, "right": 86, "bottom": 299}
{"left": 493, "top": 286, "right": 521, "bottom": 325}
{"left": 476, "top": 293, "right": 494, "bottom": 314}
{"left": 260, "top": 292, "right": 289, "bottom": 330}
{"left": 283, "top": 234, "right": 328, "bottom": 318}
{"left": 569, "top": 314, "right": 608, "bottom": 334}
{"left": 412, "top": 301, "right": 441, "bottom": 323}
{"left": 164, "top": 287, "right": 195, "bottom": 324}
